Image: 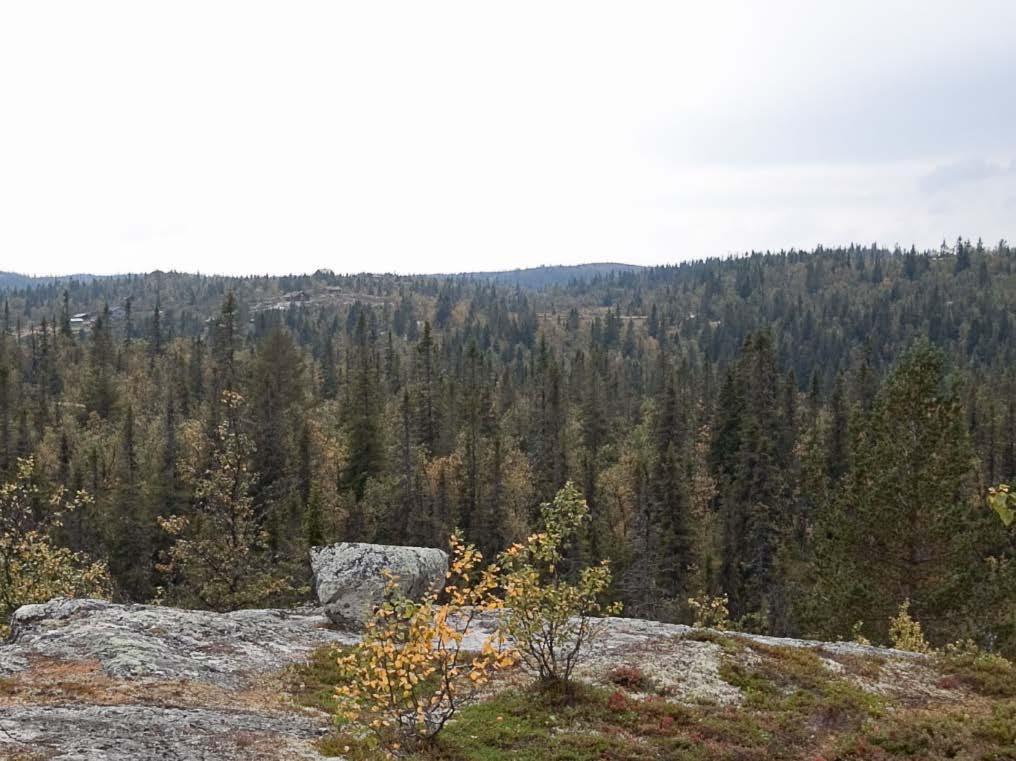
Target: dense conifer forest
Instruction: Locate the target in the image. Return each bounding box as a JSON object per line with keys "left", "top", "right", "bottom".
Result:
{"left": 2, "top": 240, "right": 1015, "bottom": 654}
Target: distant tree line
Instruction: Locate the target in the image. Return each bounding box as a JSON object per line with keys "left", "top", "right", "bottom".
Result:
{"left": 1, "top": 239, "right": 1014, "bottom": 653}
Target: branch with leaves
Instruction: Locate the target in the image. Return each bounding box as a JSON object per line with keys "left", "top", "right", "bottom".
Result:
{"left": 988, "top": 484, "right": 1015, "bottom": 527}
{"left": 0, "top": 458, "right": 111, "bottom": 636}
{"left": 497, "top": 481, "right": 622, "bottom": 694}
{"left": 333, "top": 532, "right": 516, "bottom": 755}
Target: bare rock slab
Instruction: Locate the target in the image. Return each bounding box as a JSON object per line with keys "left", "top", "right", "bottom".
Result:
{"left": 310, "top": 542, "right": 448, "bottom": 629}
{"left": 1, "top": 598, "right": 357, "bottom": 686}
{"left": 0, "top": 704, "right": 327, "bottom": 761}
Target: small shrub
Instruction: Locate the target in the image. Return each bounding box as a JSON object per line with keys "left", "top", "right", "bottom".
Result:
{"left": 281, "top": 644, "right": 352, "bottom": 713}
{"left": 497, "top": 482, "right": 621, "bottom": 697}
{"left": 332, "top": 532, "right": 517, "bottom": 755}
{"left": 889, "top": 600, "right": 931, "bottom": 654}
{"left": 688, "top": 593, "right": 732, "bottom": 630}
{"left": 849, "top": 620, "right": 871, "bottom": 646}
{"left": 607, "top": 689, "right": 628, "bottom": 712}
{"left": 608, "top": 664, "right": 652, "bottom": 692}
{"left": 682, "top": 629, "right": 743, "bottom": 652}
{"left": 980, "top": 702, "right": 1016, "bottom": 745}
{"left": 936, "top": 640, "right": 1016, "bottom": 697}
{"left": 735, "top": 609, "right": 770, "bottom": 635}
{"left": 0, "top": 458, "right": 111, "bottom": 638}
{"left": 987, "top": 483, "right": 1015, "bottom": 527}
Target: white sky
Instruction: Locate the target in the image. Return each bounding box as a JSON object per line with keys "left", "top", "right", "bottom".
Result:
{"left": 1, "top": 1, "right": 1014, "bottom": 276}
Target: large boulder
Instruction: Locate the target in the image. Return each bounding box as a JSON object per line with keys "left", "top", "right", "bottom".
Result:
{"left": 310, "top": 542, "right": 448, "bottom": 629}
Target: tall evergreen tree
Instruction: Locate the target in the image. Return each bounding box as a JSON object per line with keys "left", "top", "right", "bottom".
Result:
{"left": 813, "top": 344, "right": 979, "bottom": 644}
{"left": 342, "top": 313, "right": 382, "bottom": 515}
{"left": 107, "top": 405, "right": 152, "bottom": 599}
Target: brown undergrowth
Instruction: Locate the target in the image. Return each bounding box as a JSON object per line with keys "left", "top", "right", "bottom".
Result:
{"left": 0, "top": 655, "right": 306, "bottom": 715}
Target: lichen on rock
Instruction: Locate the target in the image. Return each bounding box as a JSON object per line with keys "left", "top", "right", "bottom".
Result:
{"left": 309, "top": 542, "right": 448, "bottom": 630}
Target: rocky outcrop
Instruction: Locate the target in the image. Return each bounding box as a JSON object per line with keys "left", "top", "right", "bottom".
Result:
{"left": 0, "top": 705, "right": 326, "bottom": 761}
{"left": 310, "top": 542, "right": 448, "bottom": 629}
{"left": 0, "top": 599, "right": 357, "bottom": 760}
{"left": 1, "top": 597, "right": 357, "bottom": 686}
{"left": 0, "top": 599, "right": 947, "bottom": 760}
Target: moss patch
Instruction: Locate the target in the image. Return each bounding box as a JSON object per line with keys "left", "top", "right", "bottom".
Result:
{"left": 934, "top": 648, "right": 1016, "bottom": 698}
{"left": 829, "top": 701, "right": 1016, "bottom": 760}
{"left": 277, "top": 643, "right": 353, "bottom": 714}
{"left": 291, "top": 642, "right": 1016, "bottom": 761}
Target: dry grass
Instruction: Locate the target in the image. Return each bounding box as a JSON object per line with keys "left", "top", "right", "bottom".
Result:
{"left": 0, "top": 655, "right": 305, "bottom": 716}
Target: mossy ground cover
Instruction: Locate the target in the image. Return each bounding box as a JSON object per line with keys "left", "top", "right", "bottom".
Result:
{"left": 934, "top": 647, "right": 1016, "bottom": 698}
{"left": 286, "top": 642, "right": 1016, "bottom": 761}
{"left": 278, "top": 643, "right": 352, "bottom": 714}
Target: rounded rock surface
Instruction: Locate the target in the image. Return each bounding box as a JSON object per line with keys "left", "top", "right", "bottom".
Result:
{"left": 309, "top": 542, "right": 448, "bottom": 629}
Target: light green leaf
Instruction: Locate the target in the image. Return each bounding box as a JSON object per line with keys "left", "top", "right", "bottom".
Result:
{"left": 988, "top": 489, "right": 1015, "bottom": 527}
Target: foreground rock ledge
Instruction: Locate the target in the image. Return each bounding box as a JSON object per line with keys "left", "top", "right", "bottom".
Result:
{"left": 2, "top": 598, "right": 358, "bottom": 686}
{"left": 1, "top": 598, "right": 937, "bottom": 761}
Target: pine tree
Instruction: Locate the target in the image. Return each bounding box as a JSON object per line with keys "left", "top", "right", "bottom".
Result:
{"left": 59, "top": 291, "right": 72, "bottom": 338}
{"left": 813, "top": 343, "right": 979, "bottom": 644}
{"left": 249, "top": 327, "right": 304, "bottom": 514}
{"left": 414, "top": 322, "right": 439, "bottom": 454}
{"left": 825, "top": 376, "right": 849, "bottom": 483}
{"left": 651, "top": 371, "right": 693, "bottom": 616}
{"left": 85, "top": 304, "right": 117, "bottom": 419}
{"left": 209, "top": 293, "right": 239, "bottom": 430}
{"left": 158, "top": 392, "right": 290, "bottom": 610}
{"left": 149, "top": 294, "right": 163, "bottom": 364}
{"left": 106, "top": 405, "right": 152, "bottom": 599}
{"left": 579, "top": 354, "right": 607, "bottom": 559}
{"left": 0, "top": 337, "right": 11, "bottom": 475}
{"left": 716, "top": 333, "right": 789, "bottom": 631}
{"left": 342, "top": 314, "right": 383, "bottom": 513}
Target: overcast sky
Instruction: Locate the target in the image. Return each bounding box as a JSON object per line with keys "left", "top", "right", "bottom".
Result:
{"left": 1, "top": 1, "right": 1014, "bottom": 276}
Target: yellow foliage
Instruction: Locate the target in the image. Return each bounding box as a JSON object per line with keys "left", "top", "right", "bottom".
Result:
{"left": 335, "top": 483, "right": 622, "bottom": 750}
{"left": 0, "top": 458, "right": 111, "bottom": 637}
{"left": 688, "top": 593, "right": 732, "bottom": 630}
{"left": 987, "top": 483, "right": 1015, "bottom": 527}
{"left": 333, "top": 531, "right": 517, "bottom": 754}
{"left": 889, "top": 600, "right": 932, "bottom": 654}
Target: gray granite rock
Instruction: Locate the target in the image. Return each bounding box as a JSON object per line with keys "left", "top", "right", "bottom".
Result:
{"left": 310, "top": 542, "right": 448, "bottom": 629}
{"left": 0, "top": 704, "right": 326, "bottom": 760}
{"left": 1, "top": 597, "right": 357, "bottom": 685}
{"left": 0, "top": 598, "right": 939, "bottom": 760}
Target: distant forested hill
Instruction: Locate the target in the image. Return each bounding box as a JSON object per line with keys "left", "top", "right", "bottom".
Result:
{"left": 0, "top": 271, "right": 102, "bottom": 289}
{"left": 450, "top": 262, "right": 644, "bottom": 288}
{"left": 0, "top": 272, "right": 51, "bottom": 290}
{"left": 1, "top": 239, "right": 1014, "bottom": 656}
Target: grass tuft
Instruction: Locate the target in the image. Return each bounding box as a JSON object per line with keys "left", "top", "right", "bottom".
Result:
{"left": 934, "top": 648, "right": 1016, "bottom": 698}
{"left": 278, "top": 643, "right": 353, "bottom": 714}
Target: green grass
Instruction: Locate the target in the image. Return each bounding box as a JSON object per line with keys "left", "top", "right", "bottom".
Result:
{"left": 424, "top": 684, "right": 733, "bottom": 761}
{"left": 679, "top": 630, "right": 744, "bottom": 653}
{"left": 934, "top": 647, "right": 1016, "bottom": 698}
{"left": 279, "top": 643, "right": 353, "bottom": 713}
{"left": 829, "top": 701, "right": 1016, "bottom": 760}
{"left": 288, "top": 642, "right": 1016, "bottom": 761}
{"left": 714, "top": 643, "right": 886, "bottom": 756}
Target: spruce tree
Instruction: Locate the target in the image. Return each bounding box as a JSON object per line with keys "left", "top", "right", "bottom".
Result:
{"left": 342, "top": 314, "right": 382, "bottom": 513}
{"left": 813, "top": 343, "right": 979, "bottom": 644}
